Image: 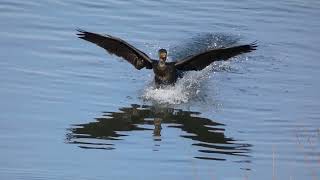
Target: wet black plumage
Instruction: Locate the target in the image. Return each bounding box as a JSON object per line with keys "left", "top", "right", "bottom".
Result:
{"left": 77, "top": 29, "right": 153, "bottom": 70}
{"left": 76, "top": 29, "right": 257, "bottom": 86}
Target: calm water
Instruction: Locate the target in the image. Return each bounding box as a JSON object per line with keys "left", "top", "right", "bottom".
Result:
{"left": 0, "top": 0, "right": 320, "bottom": 180}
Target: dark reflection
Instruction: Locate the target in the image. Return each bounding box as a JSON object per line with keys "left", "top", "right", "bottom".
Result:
{"left": 66, "top": 104, "right": 251, "bottom": 160}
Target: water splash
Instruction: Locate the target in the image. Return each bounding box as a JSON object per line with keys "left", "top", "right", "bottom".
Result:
{"left": 142, "top": 32, "right": 247, "bottom": 104}
{"left": 170, "top": 33, "right": 240, "bottom": 61}
{"left": 142, "top": 33, "right": 242, "bottom": 104}
{"left": 142, "top": 64, "right": 215, "bottom": 104}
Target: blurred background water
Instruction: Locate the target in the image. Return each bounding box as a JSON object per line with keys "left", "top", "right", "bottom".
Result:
{"left": 0, "top": 0, "right": 319, "bottom": 180}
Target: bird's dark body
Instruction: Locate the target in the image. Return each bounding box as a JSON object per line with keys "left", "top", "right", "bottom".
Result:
{"left": 152, "top": 61, "right": 178, "bottom": 87}
{"left": 76, "top": 30, "right": 257, "bottom": 87}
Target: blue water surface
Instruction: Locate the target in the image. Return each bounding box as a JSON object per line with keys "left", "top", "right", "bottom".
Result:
{"left": 0, "top": 0, "right": 319, "bottom": 180}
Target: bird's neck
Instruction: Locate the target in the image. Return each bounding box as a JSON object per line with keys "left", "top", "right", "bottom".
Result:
{"left": 158, "top": 60, "right": 166, "bottom": 68}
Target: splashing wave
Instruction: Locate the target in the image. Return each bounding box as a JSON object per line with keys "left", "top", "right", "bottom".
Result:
{"left": 142, "top": 64, "right": 215, "bottom": 104}
{"left": 142, "top": 33, "right": 241, "bottom": 104}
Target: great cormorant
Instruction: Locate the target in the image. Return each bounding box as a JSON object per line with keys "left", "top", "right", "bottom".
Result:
{"left": 76, "top": 30, "right": 257, "bottom": 87}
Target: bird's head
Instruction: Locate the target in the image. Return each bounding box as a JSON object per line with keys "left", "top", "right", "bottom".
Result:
{"left": 158, "top": 49, "right": 167, "bottom": 62}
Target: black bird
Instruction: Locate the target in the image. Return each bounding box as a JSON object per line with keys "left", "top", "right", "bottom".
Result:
{"left": 76, "top": 30, "right": 257, "bottom": 87}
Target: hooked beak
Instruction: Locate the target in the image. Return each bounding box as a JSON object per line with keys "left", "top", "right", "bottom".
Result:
{"left": 159, "top": 53, "right": 167, "bottom": 61}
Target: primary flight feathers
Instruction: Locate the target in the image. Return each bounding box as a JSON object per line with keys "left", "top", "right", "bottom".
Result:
{"left": 76, "top": 29, "right": 257, "bottom": 71}
{"left": 77, "top": 29, "right": 153, "bottom": 70}
{"left": 175, "top": 42, "right": 257, "bottom": 70}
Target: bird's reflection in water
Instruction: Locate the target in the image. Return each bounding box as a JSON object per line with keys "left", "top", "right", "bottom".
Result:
{"left": 66, "top": 104, "right": 251, "bottom": 160}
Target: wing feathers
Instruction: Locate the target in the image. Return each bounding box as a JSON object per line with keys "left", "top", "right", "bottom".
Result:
{"left": 77, "top": 29, "right": 152, "bottom": 70}
{"left": 175, "top": 42, "right": 257, "bottom": 71}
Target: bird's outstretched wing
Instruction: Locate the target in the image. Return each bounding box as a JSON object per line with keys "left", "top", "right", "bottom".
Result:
{"left": 174, "top": 43, "right": 257, "bottom": 71}
{"left": 77, "top": 29, "right": 153, "bottom": 70}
